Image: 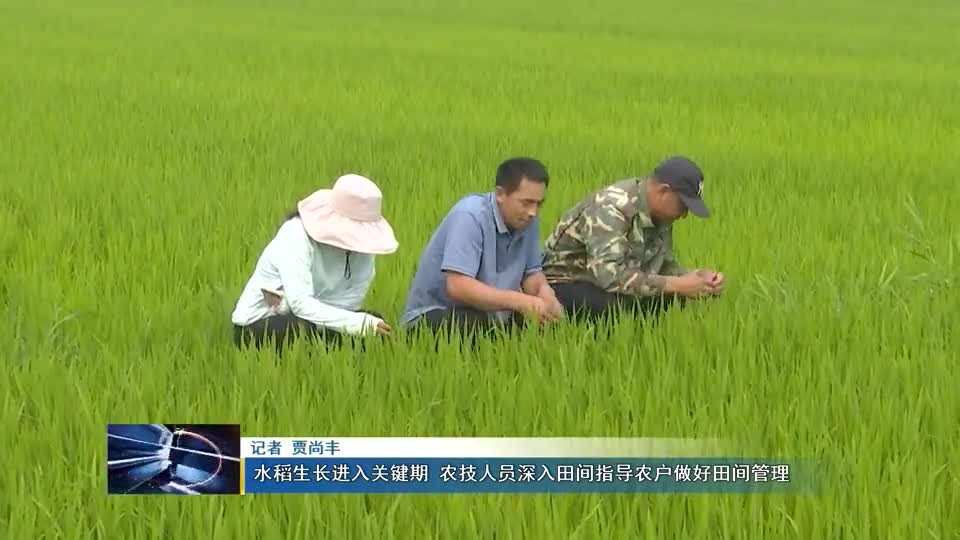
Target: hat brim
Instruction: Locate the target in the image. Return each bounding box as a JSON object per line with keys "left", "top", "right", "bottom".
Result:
{"left": 678, "top": 194, "right": 710, "bottom": 218}
{"left": 297, "top": 192, "right": 399, "bottom": 255}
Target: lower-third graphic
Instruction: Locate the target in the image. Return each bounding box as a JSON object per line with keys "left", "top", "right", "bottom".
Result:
{"left": 106, "top": 423, "right": 241, "bottom": 495}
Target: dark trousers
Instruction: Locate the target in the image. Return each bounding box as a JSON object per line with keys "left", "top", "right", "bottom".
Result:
{"left": 550, "top": 281, "right": 684, "bottom": 324}
{"left": 409, "top": 307, "right": 528, "bottom": 349}
{"left": 233, "top": 310, "right": 384, "bottom": 356}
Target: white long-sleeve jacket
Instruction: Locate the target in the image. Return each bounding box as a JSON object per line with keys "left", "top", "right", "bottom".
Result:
{"left": 230, "top": 218, "right": 382, "bottom": 335}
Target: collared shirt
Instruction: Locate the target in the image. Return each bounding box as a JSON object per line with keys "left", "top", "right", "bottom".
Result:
{"left": 541, "top": 178, "right": 686, "bottom": 296}
{"left": 230, "top": 218, "right": 382, "bottom": 335}
{"left": 401, "top": 192, "right": 543, "bottom": 325}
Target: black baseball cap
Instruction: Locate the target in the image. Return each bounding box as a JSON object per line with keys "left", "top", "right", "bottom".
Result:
{"left": 652, "top": 156, "right": 709, "bottom": 217}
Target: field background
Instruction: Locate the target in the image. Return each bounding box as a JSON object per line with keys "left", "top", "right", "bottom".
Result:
{"left": 2, "top": 0, "right": 958, "bottom": 537}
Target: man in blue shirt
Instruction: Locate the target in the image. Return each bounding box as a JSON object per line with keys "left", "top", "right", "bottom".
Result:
{"left": 401, "top": 157, "right": 564, "bottom": 337}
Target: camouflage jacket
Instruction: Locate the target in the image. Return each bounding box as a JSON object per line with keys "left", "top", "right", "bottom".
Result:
{"left": 541, "top": 178, "right": 686, "bottom": 296}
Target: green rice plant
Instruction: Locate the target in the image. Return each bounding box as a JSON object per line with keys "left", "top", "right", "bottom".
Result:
{"left": 1, "top": 0, "right": 958, "bottom": 537}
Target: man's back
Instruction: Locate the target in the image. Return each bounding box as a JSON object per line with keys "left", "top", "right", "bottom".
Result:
{"left": 541, "top": 178, "right": 682, "bottom": 295}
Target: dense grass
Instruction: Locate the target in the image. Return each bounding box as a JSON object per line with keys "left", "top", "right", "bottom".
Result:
{"left": 2, "top": 0, "right": 958, "bottom": 537}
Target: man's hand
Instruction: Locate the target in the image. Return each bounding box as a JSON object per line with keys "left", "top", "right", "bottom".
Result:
{"left": 666, "top": 272, "right": 716, "bottom": 298}
{"left": 695, "top": 269, "right": 725, "bottom": 295}
{"left": 517, "top": 295, "right": 557, "bottom": 324}
{"left": 545, "top": 298, "right": 565, "bottom": 321}
{"left": 375, "top": 321, "right": 392, "bottom": 336}
{"left": 537, "top": 289, "right": 565, "bottom": 322}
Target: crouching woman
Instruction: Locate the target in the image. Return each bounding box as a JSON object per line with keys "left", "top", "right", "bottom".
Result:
{"left": 230, "top": 174, "right": 398, "bottom": 354}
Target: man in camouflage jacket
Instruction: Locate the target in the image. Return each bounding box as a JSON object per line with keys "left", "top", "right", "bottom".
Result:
{"left": 541, "top": 156, "right": 724, "bottom": 322}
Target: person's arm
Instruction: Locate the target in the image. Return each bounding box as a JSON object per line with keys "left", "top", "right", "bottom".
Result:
{"left": 272, "top": 224, "right": 379, "bottom": 334}
{"left": 521, "top": 271, "right": 552, "bottom": 297}
{"left": 519, "top": 217, "right": 558, "bottom": 301}
{"left": 442, "top": 211, "right": 536, "bottom": 313}
{"left": 658, "top": 226, "right": 687, "bottom": 277}
{"left": 582, "top": 204, "right": 680, "bottom": 297}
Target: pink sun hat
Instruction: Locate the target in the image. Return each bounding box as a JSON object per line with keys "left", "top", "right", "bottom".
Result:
{"left": 296, "top": 174, "right": 399, "bottom": 255}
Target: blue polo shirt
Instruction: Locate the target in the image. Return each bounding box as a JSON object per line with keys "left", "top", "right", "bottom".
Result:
{"left": 401, "top": 192, "right": 543, "bottom": 326}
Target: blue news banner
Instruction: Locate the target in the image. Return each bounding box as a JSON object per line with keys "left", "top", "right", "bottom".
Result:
{"left": 243, "top": 456, "right": 810, "bottom": 494}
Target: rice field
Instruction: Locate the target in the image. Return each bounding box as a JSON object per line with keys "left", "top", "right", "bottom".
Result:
{"left": 2, "top": 0, "right": 959, "bottom": 537}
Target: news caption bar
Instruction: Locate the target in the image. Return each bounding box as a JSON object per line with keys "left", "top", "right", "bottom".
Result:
{"left": 240, "top": 437, "right": 813, "bottom": 494}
